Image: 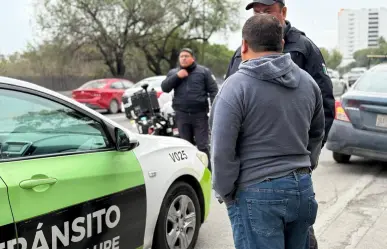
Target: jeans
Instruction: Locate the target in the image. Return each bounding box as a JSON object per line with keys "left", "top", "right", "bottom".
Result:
{"left": 227, "top": 172, "right": 318, "bottom": 249}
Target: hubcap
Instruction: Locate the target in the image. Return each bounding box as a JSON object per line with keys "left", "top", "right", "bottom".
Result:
{"left": 166, "top": 195, "right": 196, "bottom": 249}
{"left": 110, "top": 101, "right": 118, "bottom": 113}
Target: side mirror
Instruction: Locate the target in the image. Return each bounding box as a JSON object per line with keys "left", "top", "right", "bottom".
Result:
{"left": 115, "top": 128, "right": 139, "bottom": 151}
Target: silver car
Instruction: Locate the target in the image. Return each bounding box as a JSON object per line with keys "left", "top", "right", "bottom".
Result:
{"left": 327, "top": 63, "right": 387, "bottom": 163}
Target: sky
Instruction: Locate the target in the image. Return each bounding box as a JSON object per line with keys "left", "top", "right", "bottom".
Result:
{"left": 1, "top": 0, "right": 386, "bottom": 55}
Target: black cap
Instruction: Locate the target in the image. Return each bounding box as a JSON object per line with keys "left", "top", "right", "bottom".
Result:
{"left": 245, "top": 0, "right": 285, "bottom": 10}
{"left": 179, "top": 48, "right": 195, "bottom": 57}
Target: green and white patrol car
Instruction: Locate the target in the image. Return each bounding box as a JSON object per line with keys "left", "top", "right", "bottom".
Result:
{"left": 0, "top": 76, "right": 211, "bottom": 249}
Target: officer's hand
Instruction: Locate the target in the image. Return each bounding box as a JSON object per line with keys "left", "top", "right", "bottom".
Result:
{"left": 177, "top": 69, "right": 188, "bottom": 79}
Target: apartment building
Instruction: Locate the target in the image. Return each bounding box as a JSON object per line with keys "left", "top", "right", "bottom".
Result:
{"left": 338, "top": 8, "right": 387, "bottom": 61}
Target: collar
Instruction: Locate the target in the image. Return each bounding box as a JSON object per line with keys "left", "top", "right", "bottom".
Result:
{"left": 180, "top": 62, "right": 197, "bottom": 73}
{"left": 284, "top": 20, "right": 304, "bottom": 43}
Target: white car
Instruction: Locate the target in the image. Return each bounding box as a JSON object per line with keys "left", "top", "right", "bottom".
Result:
{"left": 0, "top": 76, "right": 211, "bottom": 249}
{"left": 328, "top": 68, "right": 349, "bottom": 96}
{"left": 121, "top": 76, "right": 166, "bottom": 116}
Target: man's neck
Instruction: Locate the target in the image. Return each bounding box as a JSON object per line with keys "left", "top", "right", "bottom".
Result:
{"left": 243, "top": 51, "right": 282, "bottom": 61}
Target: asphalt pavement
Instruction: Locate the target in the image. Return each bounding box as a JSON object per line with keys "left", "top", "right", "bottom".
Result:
{"left": 107, "top": 112, "right": 387, "bottom": 249}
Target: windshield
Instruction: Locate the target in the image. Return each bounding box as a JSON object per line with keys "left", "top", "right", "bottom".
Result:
{"left": 133, "top": 77, "right": 165, "bottom": 88}
{"left": 79, "top": 80, "right": 106, "bottom": 89}
{"left": 354, "top": 70, "right": 387, "bottom": 93}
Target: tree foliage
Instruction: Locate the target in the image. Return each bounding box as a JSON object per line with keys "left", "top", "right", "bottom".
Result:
{"left": 319, "top": 47, "right": 343, "bottom": 69}
{"left": 34, "top": 0, "right": 240, "bottom": 77}
{"left": 0, "top": 39, "right": 234, "bottom": 90}
{"left": 353, "top": 37, "right": 387, "bottom": 67}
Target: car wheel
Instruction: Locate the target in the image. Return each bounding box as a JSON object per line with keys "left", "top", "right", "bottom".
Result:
{"left": 108, "top": 99, "right": 119, "bottom": 114}
{"left": 153, "top": 181, "right": 201, "bottom": 249}
{"left": 333, "top": 152, "right": 351, "bottom": 163}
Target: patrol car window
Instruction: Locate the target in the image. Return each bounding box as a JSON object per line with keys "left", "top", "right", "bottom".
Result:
{"left": 0, "top": 89, "right": 112, "bottom": 161}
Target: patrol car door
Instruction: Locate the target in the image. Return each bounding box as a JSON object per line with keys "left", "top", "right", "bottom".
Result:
{"left": 0, "top": 86, "right": 146, "bottom": 249}
{"left": 0, "top": 178, "right": 18, "bottom": 248}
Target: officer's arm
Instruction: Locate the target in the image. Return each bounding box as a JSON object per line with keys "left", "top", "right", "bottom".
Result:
{"left": 304, "top": 43, "right": 335, "bottom": 146}
{"left": 205, "top": 69, "right": 219, "bottom": 104}
{"left": 161, "top": 69, "right": 181, "bottom": 93}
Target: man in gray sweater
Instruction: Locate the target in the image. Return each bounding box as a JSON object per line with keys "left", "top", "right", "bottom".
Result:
{"left": 209, "top": 14, "right": 325, "bottom": 249}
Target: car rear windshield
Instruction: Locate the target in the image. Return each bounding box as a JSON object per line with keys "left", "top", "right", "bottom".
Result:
{"left": 354, "top": 71, "right": 387, "bottom": 93}
{"left": 79, "top": 80, "right": 106, "bottom": 89}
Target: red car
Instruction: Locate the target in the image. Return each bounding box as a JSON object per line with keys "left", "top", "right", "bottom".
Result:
{"left": 72, "top": 78, "right": 134, "bottom": 114}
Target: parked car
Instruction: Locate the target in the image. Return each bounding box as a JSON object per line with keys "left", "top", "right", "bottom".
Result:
{"left": 72, "top": 78, "right": 134, "bottom": 114}
{"left": 347, "top": 67, "right": 367, "bottom": 87}
{"left": 121, "top": 76, "right": 166, "bottom": 118}
{"left": 0, "top": 76, "right": 211, "bottom": 249}
{"left": 326, "top": 63, "right": 387, "bottom": 163}
{"left": 328, "top": 68, "right": 348, "bottom": 96}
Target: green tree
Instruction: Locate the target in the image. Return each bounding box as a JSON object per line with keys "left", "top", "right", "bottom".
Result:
{"left": 34, "top": 0, "right": 166, "bottom": 77}
{"left": 327, "top": 49, "right": 343, "bottom": 69}
{"left": 320, "top": 47, "right": 330, "bottom": 64}
{"left": 196, "top": 43, "right": 234, "bottom": 77}
{"left": 319, "top": 47, "right": 343, "bottom": 69}
{"left": 351, "top": 36, "right": 387, "bottom": 68}
{"left": 134, "top": 0, "right": 240, "bottom": 75}
{"left": 34, "top": 0, "right": 239, "bottom": 77}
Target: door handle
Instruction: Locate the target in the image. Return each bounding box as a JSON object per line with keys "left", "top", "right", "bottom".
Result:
{"left": 19, "top": 178, "right": 58, "bottom": 189}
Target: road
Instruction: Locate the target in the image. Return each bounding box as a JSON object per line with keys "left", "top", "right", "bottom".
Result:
{"left": 107, "top": 112, "right": 387, "bottom": 249}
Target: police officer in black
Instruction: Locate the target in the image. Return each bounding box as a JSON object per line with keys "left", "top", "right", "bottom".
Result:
{"left": 226, "top": 0, "right": 335, "bottom": 148}
{"left": 225, "top": 1, "right": 335, "bottom": 248}
{"left": 161, "top": 48, "right": 218, "bottom": 170}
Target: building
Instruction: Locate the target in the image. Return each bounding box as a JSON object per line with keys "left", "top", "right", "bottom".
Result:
{"left": 338, "top": 8, "right": 387, "bottom": 62}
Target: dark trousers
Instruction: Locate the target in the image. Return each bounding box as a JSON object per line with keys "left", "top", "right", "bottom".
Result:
{"left": 175, "top": 111, "right": 211, "bottom": 171}
{"left": 309, "top": 226, "right": 318, "bottom": 249}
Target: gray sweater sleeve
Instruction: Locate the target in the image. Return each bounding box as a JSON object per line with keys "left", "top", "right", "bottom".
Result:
{"left": 209, "top": 90, "right": 243, "bottom": 203}
{"left": 308, "top": 88, "right": 325, "bottom": 170}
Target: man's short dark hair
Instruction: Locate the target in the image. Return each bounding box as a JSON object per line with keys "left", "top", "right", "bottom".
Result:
{"left": 242, "top": 13, "right": 283, "bottom": 53}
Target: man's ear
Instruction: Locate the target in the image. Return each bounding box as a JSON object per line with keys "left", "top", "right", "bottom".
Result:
{"left": 241, "top": 39, "right": 248, "bottom": 54}
{"left": 241, "top": 39, "right": 249, "bottom": 61}
{"left": 281, "top": 6, "right": 287, "bottom": 20}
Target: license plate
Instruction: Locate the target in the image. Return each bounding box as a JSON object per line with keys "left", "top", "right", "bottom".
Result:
{"left": 376, "top": 114, "right": 387, "bottom": 128}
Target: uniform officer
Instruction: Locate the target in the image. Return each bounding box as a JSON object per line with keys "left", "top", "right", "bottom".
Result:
{"left": 226, "top": 0, "right": 335, "bottom": 148}
{"left": 161, "top": 48, "right": 218, "bottom": 171}
{"left": 225, "top": 1, "right": 335, "bottom": 248}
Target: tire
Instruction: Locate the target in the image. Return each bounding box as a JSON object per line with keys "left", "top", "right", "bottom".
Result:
{"left": 153, "top": 181, "right": 201, "bottom": 249}
{"left": 108, "top": 99, "right": 119, "bottom": 114}
{"left": 333, "top": 152, "right": 351, "bottom": 164}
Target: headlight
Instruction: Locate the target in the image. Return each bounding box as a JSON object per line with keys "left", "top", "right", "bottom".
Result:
{"left": 196, "top": 151, "right": 208, "bottom": 168}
